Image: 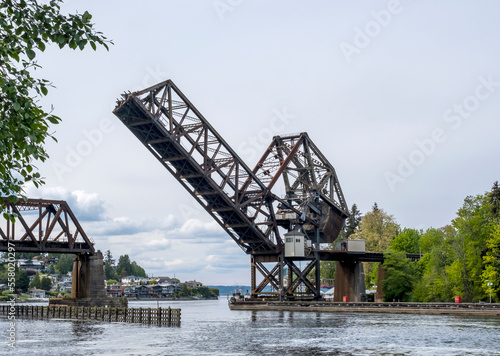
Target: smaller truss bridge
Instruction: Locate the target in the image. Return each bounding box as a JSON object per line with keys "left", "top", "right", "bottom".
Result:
{"left": 0, "top": 198, "right": 95, "bottom": 255}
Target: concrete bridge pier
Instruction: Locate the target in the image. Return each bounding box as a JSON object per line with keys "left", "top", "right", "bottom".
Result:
{"left": 50, "top": 251, "right": 125, "bottom": 307}
{"left": 333, "top": 260, "right": 366, "bottom": 302}
{"left": 71, "top": 251, "right": 107, "bottom": 299}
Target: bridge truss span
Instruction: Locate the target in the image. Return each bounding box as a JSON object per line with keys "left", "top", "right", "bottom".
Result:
{"left": 113, "top": 80, "right": 350, "bottom": 300}
{"left": 0, "top": 198, "right": 95, "bottom": 254}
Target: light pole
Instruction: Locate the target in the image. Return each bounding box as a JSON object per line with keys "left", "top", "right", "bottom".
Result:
{"left": 487, "top": 281, "right": 493, "bottom": 303}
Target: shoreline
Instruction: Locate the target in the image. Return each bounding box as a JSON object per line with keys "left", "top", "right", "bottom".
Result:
{"left": 228, "top": 300, "right": 500, "bottom": 316}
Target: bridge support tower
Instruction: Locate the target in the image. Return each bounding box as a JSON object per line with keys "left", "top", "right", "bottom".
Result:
{"left": 333, "top": 260, "right": 366, "bottom": 302}
{"left": 71, "top": 251, "right": 107, "bottom": 299}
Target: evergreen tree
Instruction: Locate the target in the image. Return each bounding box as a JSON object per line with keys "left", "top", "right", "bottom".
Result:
{"left": 40, "top": 277, "right": 52, "bottom": 291}
{"left": 351, "top": 205, "right": 399, "bottom": 287}
{"left": 29, "top": 272, "right": 41, "bottom": 289}
{"left": 344, "top": 204, "right": 362, "bottom": 238}
{"left": 55, "top": 254, "right": 75, "bottom": 274}
{"left": 16, "top": 269, "right": 30, "bottom": 293}
{"left": 116, "top": 255, "right": 133, "bottom": 277}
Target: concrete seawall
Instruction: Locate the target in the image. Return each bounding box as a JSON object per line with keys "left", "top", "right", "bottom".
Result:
{"left": 228, "top": 300, "right": 500, "bottom": 316}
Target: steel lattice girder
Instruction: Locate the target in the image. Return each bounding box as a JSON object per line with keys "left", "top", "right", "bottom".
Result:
{"left": 252, "top": 133, "right": 349, "bottom": 243}
{"left": 113, "top": 80, "right": 349, "bottom": 254}
{"left": 251, "top": 255, "right": 321, "bottom": 298}
{"left": 113, "top": 80, "right": 314, "bottom": 255}
{"left": 0, "top": 198, "right": 95, "bottom": 254}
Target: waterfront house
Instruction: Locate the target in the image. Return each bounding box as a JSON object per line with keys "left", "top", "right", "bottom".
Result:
{"left": 184, "top": 280, "right": 203, "bottom": 288}
{"left": 106, "top": 284, "right": 122, "bottom": 297}
{"left": 122, "top": 285, "right": 137, "bottom": 298}
{"left": 17, "top": 259, "right": 45, "bottom": 273}
{"left": 121, "top": 275, "right": 149, "bottom": 284}
{"left": 29, "top": 288, "right": 46, "bottom": 299}
{"left": 161, "top": 284, "right": 176, "bottom": 297}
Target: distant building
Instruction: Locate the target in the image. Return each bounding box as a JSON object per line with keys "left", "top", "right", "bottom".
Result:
{"left": 54, "top": 281, "right": 72, "bottom": 293}
{"left": 158, "top": 277, "right": 181, "bottom": 292}
{"left": 29, "top": 288, "right": 46, "bottom": 299}
{"left": 161, "top": 285, "right": 176, "bottom": 297}
{"left": 134, "top": 285, "right": 162, "bottom": 298}
{"left": 184, "top": 280, "right": 203, "bottom": 288}
{"left": 121, "top": 276, "right": 149, "bottom": 284}
{"left": 17, "top": 259, "right": 44, "bottom": 273}
{"left": 122, "top": 285, "right": 136, "bottom": 298}
{"left": 106, "top": 284, "right": 122, "bottom": 297}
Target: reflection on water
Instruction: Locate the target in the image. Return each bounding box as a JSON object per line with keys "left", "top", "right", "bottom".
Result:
{"left": 1, "top": 298, "right": 500, "bottom": 356}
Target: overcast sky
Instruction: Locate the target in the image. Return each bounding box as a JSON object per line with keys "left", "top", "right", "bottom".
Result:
{"left": 23, "top": 1, "right": 500, "bottom": 284}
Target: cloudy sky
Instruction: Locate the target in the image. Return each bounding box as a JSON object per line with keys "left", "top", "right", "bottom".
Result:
{"left": 24, "top": 1, "right": 500, "bottom": 284}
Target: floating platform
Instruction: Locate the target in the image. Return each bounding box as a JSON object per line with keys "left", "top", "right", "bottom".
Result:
{"left": 228, "top": 299, "right": 500, "bottom": 316}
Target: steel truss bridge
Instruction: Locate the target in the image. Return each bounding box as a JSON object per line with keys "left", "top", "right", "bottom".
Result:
{"left": 0, "top": 198, "right": 95, "bottom": 255}
{"left": 113, "top": 80, "right": 412, "bottom": 300}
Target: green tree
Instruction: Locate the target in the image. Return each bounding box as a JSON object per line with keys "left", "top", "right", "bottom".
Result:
{"left": 29, "top": 272, "right": 41, "bottom": 289}
{"left": 0, "top": 0, "right": 110, "bottom": 218}
{"left": 390, "top": 228, "right": 422, "bottom": 254}
{"left": 382, "top": 251, "right": 417, "bottom": 302}
{"left": 16, "top": 269, "right": 30, "bottom": 292}
{"left": 448, "top": 194, "right": 493, "bottom": 302}
{"left": 116, "top": 255, "right": 132, "bottom": 277}
{"left": 131, "top": 261, "right": 146, "bottom": 277}
{"left": 40, "top": 276, "right": 52, "bottom": 291}
{"left": 481, "top": 222, "right": 500, "bottom": 302}
{"left": 351, "top": 205, "right": 399, "bottom": 252}
{"left": 54, "top": 254, "right": 74, "bottom": 274}
{"left": 344, "top": 203, "right": 362, "bottom": 238}
{"left": 106, "top": 279, "right": 118, "bottom": 285}
{"left": 104, "top": 262, "right": 116, "bottom": 280}
{"left": 351, "top": 205, "right": 399, "bottom": 287}
{"left": 412, "top": 227, "right": 454, "bottom": 302}
{"left": 489, "top": 181, "right": 500, "bottom": 218}
{"left": 104, "top": 250, "right": 115, "bottom": 265}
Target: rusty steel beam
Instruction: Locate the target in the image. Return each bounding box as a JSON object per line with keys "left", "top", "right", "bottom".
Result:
{"left": 0, "top": 198, "right": 95, "bottom": 255}
{"left": 113, "top": 80, "right": 309, "bottom": 255}
{"left": 114, "top": 80, "right": 352, "bottom": 301}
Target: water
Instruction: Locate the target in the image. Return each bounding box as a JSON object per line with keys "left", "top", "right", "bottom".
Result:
{"left": 1, "top": 298, "right": 500, "bottom": 355}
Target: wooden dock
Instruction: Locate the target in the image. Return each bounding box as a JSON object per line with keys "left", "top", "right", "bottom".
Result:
{"left": 1, "top": 305, "right": 181, "bottom": 326}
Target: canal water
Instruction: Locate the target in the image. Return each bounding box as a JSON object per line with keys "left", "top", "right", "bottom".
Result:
{"left": 1, "top": 298, "right": 500, "bottom": 355}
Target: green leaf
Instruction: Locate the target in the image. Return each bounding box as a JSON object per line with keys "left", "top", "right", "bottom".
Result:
{"left": 47, "top": 116, "right": 60, "bottom": 124}
{"left": 78, "top": 39, "right": 87, "bottom": 50}
{"left": 38, "top": 42, "right": 46, "bottom": 52}
{"left": 26, "top": 49, "right": 36, "bottom": 60}
{"left": 13, "top": 102, "right": 21, "bottom": 111}
{"left": 10, "top": 52, "right": 20, "bottom": 62}
{"left": 90, "top": 41, "right": 96, "bottom": 51}
{"left": 41, "top": 85, "right": 48, "bottom": 96}
{"left": 8, "top": 195, "right": 19, "bottom": 204}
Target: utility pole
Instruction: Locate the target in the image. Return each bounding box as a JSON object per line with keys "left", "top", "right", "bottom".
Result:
{"left": 487, "top": 281, "right": 493, "bottom": 303}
